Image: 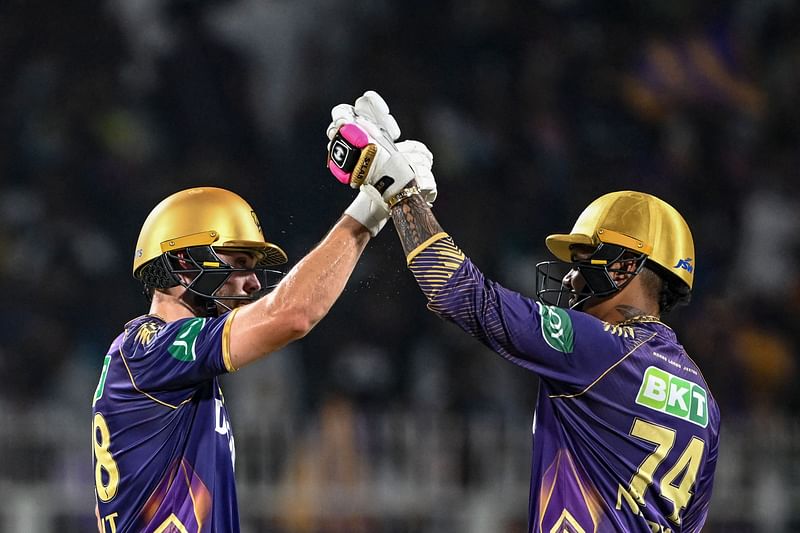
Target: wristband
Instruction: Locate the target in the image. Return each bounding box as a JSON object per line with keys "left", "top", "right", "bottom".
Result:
{"left": 388, "top": 186, "right": 421, "bottom": 208}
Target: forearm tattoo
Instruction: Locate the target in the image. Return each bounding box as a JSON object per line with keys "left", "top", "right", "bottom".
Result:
{"left": 390, "top": 192, "right": 444, "bottom": 257}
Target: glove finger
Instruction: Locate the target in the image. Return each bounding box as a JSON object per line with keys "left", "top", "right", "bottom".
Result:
{"left": 355, "top": 92, "right": 401, "bottom": 140}
{"left": 328, "top": 104, "right": 356, "bottom": 140}
{"left": 381, "top": 114, "right": 401, "bottom": 141}
{"left": 326, "top": 122, "right": 337, "bottom": 141}
{"left": 356, "top": 91, "right": 390, "bottom": 117}
{"left": 350, "top": 118, "right": 396, "bottom": 154}
{"left": 414, "top": 167, "right": 435, "bottom": 185}
{"left": 331, "top": 103, "right": 356, "bottom": 122}
{"left": 396, "top": 140, "right": 433, "bottom": 167}
{"left": 326, "top": 117, "right": 352, "bottom": 140}
{"left": 403, "top": 153, "right": 432, "bottom": 172}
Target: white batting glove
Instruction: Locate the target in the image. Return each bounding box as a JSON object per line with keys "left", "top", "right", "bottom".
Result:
{"left": 344, "top": 184, "right": 390, "bottom": 237}
{"left": 327, "top": 91, "right": 437, "bottom": 206}
{"left": 326, "top": 91, "right": 417, "bottom": 201}
{"left": 341, "top": 140, "right": 437, "bottom": 236}
{"left": 395, "top": 140, "right": 437, "bottom": 206}
{"left": 326, "top": 90, "right": 401, "bottom": 151}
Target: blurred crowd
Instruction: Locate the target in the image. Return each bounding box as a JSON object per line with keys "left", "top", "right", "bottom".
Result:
{"left": 1, "top": 0, "right": 799, "bottom": 530}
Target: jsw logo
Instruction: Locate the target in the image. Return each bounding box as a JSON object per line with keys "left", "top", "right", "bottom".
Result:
{"left": 673, "top": 257, "right": 693, "bottom": 273}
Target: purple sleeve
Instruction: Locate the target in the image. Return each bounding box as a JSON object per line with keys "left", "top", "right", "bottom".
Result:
{"left": 121, "top": 313, "right": 236, "bottom": 391}
{"left": 409, "top": 236, "right": 633, "bottom": 392}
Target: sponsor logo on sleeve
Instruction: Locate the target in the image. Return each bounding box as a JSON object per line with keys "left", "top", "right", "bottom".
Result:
{"left": 168, "top": 318, "right": 206, "bottom": 362}
{"left": 636, "top": 366, "right": 708, "bottom": 427}
{"left": 93, "top": 354, "right": 112, "bottom": 406}
{"left": 537, "top": 303, "right": 574, "bottom": 354}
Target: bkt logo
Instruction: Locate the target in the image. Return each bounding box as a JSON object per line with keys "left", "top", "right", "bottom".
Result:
{"left": 636, "top": 366, "right": 708, "bottom": 427}
{"left": 673, "top": 257, "right": 693, "bottom": 273}
{"left": 331, "top": 140, "right": 350, "bottom": 169}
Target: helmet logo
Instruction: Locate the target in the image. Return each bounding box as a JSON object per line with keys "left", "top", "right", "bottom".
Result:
{"left": 673, "top": 258, "right": 694, "bottom": 273}
{"left": 250, "top": 211, "right": 262, "bottom": 232}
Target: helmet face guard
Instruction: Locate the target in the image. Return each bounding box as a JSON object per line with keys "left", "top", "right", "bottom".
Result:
{"left": 159, "top": 246, "right": 284, "bottom": 316}
{"left": 535, "top": 243, "right": 646, "bottom": 309}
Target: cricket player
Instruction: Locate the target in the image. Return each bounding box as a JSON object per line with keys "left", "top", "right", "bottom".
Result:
{"left": 326, "top": 92, "right": 720, "bottom": 532}
{"left": 92, "top": 176, "right": 435, "bottom": 528}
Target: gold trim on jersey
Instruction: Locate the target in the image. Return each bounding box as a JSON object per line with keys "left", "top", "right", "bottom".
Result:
{"left": 180, "top": 461, "right": 204, "bottom": 531}
{"left": 617, "top": 314, "right": 663, "bottom": 327}
{"left": 408, "top": 235, "right": 466, "bottom": 302}
{"left": 118, "top": 348, "right": 194, "bottom": 409}
{"left": 140, "top": 458, "right": 212, "bottom": 532}
{"left": 154, "top": 515, "right": 189, "bottom": 533}
{"left": 603, "top": 322, "right": 636, "bottom": 338}
{"left": 565, "top": 448, "right": 604, "bottom": 528}
{"left": 548, "top": 331, "right": 658, "bottom": 399}
{"left": 550, "top": 509, "right": 587, "bottom": 533}
{"left": 539, "top": 451, "right": 562, "bottom": 525}
{"left": 538, "top": 449, "right": 603, "bottom": 532}
{"left": 222, "top": 307, "right": 241, "bottom": 373}
{"left": 406, "top": 232, "right": 450, "bottom": 265}
{"left": 119, "top": 320, "right": 194, "bottom": 409}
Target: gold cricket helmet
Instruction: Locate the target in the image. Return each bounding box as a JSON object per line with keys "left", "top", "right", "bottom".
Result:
{"left": 133, "top": 187, "right": 287, "bottom": 277}
{"left": 545, "top": 190, "right": 695, "bottom": 288}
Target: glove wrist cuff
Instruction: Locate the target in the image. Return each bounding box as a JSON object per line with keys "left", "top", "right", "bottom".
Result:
{"left": 344, "top": 186, "right": 390, "bottom": 237}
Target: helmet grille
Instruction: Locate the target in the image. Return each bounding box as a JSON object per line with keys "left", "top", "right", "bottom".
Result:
{"left": 138, "top": 257, "right": 179, "bottom": 293}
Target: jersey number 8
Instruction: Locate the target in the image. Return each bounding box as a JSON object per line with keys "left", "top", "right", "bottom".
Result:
{"left": 93, "top": 413, "right": 120, "bottom": 502}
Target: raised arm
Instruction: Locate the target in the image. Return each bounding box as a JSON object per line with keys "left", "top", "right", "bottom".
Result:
{"left": 390, "top": 181, "right": 445, "bottom": 258}
{"left": 227, "top": 90, "right": 441, "bottom": 370}
{"left": 322, "top": 91, "right": 629, "bottom": 391}
{"left": 226, "top": 216, "right": 371, "bottom": 369}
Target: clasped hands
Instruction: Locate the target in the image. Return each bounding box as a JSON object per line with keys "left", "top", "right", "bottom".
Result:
{"left": 326, "top": 91, "right": 436, "bottom": 236}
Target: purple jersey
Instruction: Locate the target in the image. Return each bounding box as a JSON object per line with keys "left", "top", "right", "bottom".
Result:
{"left": 409, "top": 235, "right": 720, "bottom": 532}
{"left": 92, "top": 311, "right": 240, "bottom": 532}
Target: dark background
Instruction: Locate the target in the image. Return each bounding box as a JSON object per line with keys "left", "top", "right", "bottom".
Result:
{"left": 1, "top": 0, "right": 798, "bottom": 531}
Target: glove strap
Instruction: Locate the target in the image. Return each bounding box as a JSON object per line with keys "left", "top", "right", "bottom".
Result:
{"left": 349, "top": 144, "right": 378, "bottom": 187}
{"left": 387, "top": 186, "right": 421, "bottom": 208}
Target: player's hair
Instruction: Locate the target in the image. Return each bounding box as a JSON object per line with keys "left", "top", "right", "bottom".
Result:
{"left": 640, "top": 263, "right": 691, "bottom": 314}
